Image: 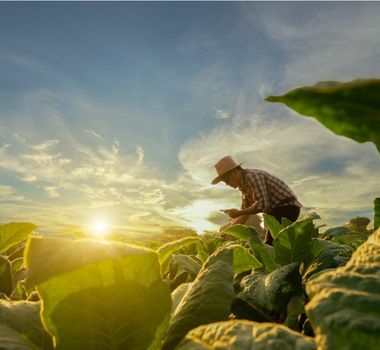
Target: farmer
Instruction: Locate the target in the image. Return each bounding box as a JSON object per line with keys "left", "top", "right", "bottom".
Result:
{"left": 211, "top": 155, "right": 302, "bottom": 245}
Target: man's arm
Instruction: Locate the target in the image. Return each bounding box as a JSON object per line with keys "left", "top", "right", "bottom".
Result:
{"left": 222, "top": 203, "right": 261, "bottom": 219}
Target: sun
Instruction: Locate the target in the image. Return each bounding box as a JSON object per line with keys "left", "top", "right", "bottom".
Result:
{"left": 91, "top": 220, "right": 110, "bottom": 237}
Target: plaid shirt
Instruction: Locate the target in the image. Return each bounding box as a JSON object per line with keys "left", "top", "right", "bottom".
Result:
{"left": 239, "top": 169, "right": 302, "bottom": 213}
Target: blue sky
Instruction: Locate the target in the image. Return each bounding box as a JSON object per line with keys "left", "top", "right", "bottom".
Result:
{"left": 1, "top": 1, "right": 379, "bottom": 236}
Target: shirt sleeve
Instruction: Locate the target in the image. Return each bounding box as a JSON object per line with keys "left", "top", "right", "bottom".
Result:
{"left": 246, "top": 172, "right": 270, "bottom": 212}
{"left": 241, "top": 192, "right": 249, "bottom": 209}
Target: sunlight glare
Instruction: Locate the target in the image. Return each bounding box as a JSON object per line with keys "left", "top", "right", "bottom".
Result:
{"left": 91, "top": 220, "right": 109, "bottom": 237}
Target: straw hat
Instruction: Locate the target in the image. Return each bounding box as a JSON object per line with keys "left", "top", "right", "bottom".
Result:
{"left": 211, "top": 155, "right": 243, "bottom": 185}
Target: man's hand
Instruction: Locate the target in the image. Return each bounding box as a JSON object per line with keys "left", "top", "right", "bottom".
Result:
{"left": 221, "top": 208, "right": 241, "bottom": 219}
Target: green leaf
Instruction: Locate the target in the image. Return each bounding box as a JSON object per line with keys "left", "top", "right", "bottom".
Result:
{"left": 266, "top": 79, "right": 380, "bottom": 152}
{"left": 263, "top": 213, "right": 284, "bottom": 239}
{"left": 0, "top": 255, "right": 13, "bottom": 296}
{"left": 25, "top": 237, "right": 171, "bottom": 350}
{"left": 171, "top": 282, "right": 192, "bottom": 314}
{"left": 225, "top": 225, "right": 277, "bottom": 272}
{"left": 0, "top": 223, "right": 37, "bottom": 254}
{"left": 309, "top": 238, "right": 352, "bottom": 260}
{"left": 0, "top": 324, "right": 39, "bottom": 350}
{"left": 238, "top": 262, "right": 298, "bottom": 311}
{"left": 301, "top": 239, "right": 353, "bottom": 282}
{"left": 230, "top": 244, "right": 262, "bottom": 274}
{"left": 176, "top": 320, "right": 316, "bottom": 350}
{"left": 305, "top": 228, "right": 380, "bottom": 350}
{"left": 157, "top": 237, "right": 202, "bottom": 275}
{"left": 374, "top": 198, "right": 380, "bottom": 229}
{"left": 162, "top": 246, "right": 235, "bottom": 350}
{"left": 273, "top": 219, "right": 314, "bottom": 265}
{"left": 171, "top": 254, "right": 201, "bottom": 279}
{"left": 0, "top": 300, "right": 53, "bottom": 349}
{"left": 284, "top": 295, "right": 306, "bottom": 331}
{"left": 332, "top": 233, "right": 369, "bottom": 249}
{"left": 322, "top": 226, "right": 350, "bottom": 239}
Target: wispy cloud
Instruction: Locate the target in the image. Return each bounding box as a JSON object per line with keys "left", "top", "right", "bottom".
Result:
{"left": 213, "top": 108, "right": 230, "bottom": 119}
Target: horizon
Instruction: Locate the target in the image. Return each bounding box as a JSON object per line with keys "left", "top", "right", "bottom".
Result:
{"left": 1, "top": 1, "right": 380, "bottom": 237}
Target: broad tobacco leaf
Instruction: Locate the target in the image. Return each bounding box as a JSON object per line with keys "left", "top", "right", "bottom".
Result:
{"left": 157, "top": 237, "right": 204, "bottom": 275}
{"left": 332, "top": 233, "right": 369, "bottom": 250}
{"left": 263, "top": 213, "right": 284, "bottom": 239}
{"left": 0, "top": 300, "right": 53, "bottom": 349}
{"left": 0, "top": 323, "right": 39, "bottom": 350}
{"left": 171, "top": 254, "right": 201, "bottom": 279}
{"left": 230, "top": 244, "right": 262, "bottom": 274}
{"left": 266, "top": 79, "right": 380, "bottom": 152}
{"left": 0, "top": 255, "right": 13, "bottom": 296}
{"left": 301, "top": 239, "right": 352, "bottom": 283}
{"left": 374, "top": 197, "right": 380, "bottom": 229}
{"left": 238, "top": 262, "right": 298, "bottom": 311}
{"left": 25, "top": 237, "right": 171, "bottom": 350}
{"left": 321, "top": 226, "right": 350, "bottom": 239}
{"left": 305, "top": 228, "right": 380, "bottom": 350}
{"left": 162, "top": 246, "right": 235, "bottom": 350}
{"left": 273, "top": 219, "right": 314, "bottom": 265}
{"left": 0, "top": 223, "right": 37, "bottom": 254}
{"left": 225, "top": 225, "right": 277, "bottom": 272}
{"left": 176, "top": 319, "right": 316, "bottom": 350}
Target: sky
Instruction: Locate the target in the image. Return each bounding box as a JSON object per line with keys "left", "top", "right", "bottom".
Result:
{"left": 0, "top": 1, "right": 379, "bottom": 237}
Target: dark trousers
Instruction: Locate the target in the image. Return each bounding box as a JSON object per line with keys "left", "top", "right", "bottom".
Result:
{"left": 263, "top": 205, "right": 300, "bottom": 245}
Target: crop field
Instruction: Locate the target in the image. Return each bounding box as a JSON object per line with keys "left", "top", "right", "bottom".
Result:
{"left": 0, "top": 79, "right": 379, "bottom": 349}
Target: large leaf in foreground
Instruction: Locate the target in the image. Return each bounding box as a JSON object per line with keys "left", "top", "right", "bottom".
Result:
{"left": 266, "top": 79, "right": 380, "bottom": 152}
{"left": 374, "top": 197, "right": 380, "bottom": 229}
{"left": 25, "top": 237, "right": 171, "bottom": 350}
{"left": 0, "top": 223, "right": 36, "bottom": 254}
{"left": 305, "top": 228, "right": 380, "bottom": 350}
{"left": 0, "top": 255, "right": 12, "bottom": 295}
{"left": 162, "top": 246, "right": 235, "bottom": 350}
{"left": 0, "top": 324, "right": 39, "bottom": 350}
{"left": 176, "top": 319, "right": 316, "bottom": 350}
{"left": 0, "top": 300, "right": 53, "bottom": 349}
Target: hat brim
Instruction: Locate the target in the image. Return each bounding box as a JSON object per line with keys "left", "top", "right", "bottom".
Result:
{"left": 211, "top": 162, "right": 243, "bottom": 185}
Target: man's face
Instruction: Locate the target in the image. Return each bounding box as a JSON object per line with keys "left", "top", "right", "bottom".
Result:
{"left": 222, "top": 169, "right": 240, "bottom": 189}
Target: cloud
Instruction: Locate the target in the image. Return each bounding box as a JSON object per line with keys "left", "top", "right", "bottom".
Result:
{"left": 44, "top": 186, "right": 60, "bottom": 198}
{"left": 213, "top": 108, "right": 230, "bottom": 119}
{"left": 0, "top": 185, "right": 25, "bottom": 201}
{"left": 253, "top": 2, "right": 380, "bottom": 86}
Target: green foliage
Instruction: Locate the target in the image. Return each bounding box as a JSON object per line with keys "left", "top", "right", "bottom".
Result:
{"left": 225, "top": 225, "right": 277, "bottom": 272}
{"left": 0, "top": 323, "right": 39, "bottom": 350}
{"left": 374, "top": 198, "right": 380, "bottom": 229}
{"left": 25, "top": 237, "right": 171, "bottom": 350}
{"left": 230, "top": 244, "right": 263, "bottom": 274}
{"left": 176, "top": 320, "right": 316, "bottom": 350}
{"left": 171, "top": 254, "right": 201, "bottom": 279}
{"left": 263, "top": 213, "right": 284, "bottom": 239}
{"left": 0, "top": 300, "right": 53, "bottom": 349}
{"left": 162, "top": 247, "right": 235, "bottom": 350}
{"left": 273, "top": 219, "right": 314, "bottom": 265}
{"left": 332, "top": 233, "right": 369, "bottom": 249}
{"left": 266, "top": 79, "right": 380, "bottom": 152}
{"left": 301, "top": 239, "right": 352, "bottom": 283}
{"left": 238, "top": 262, "right": 299, "bottom": 311}
{"left": 0, "top": 256, "right": 13, "bottom": 296}
{"left": 322, "top": 226, "right": 350, "bottom": 239}
{"left": 157, "top": 237, "right": 204, "bottom": 275}
{"left": 284, "top": 295, "right": 306, "bottom": 331}
{"left": 0, "top": 223, "right": 36, "bottom": 254}
{"left": 305, "top": 228, "right": 380, "bottom": 350}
